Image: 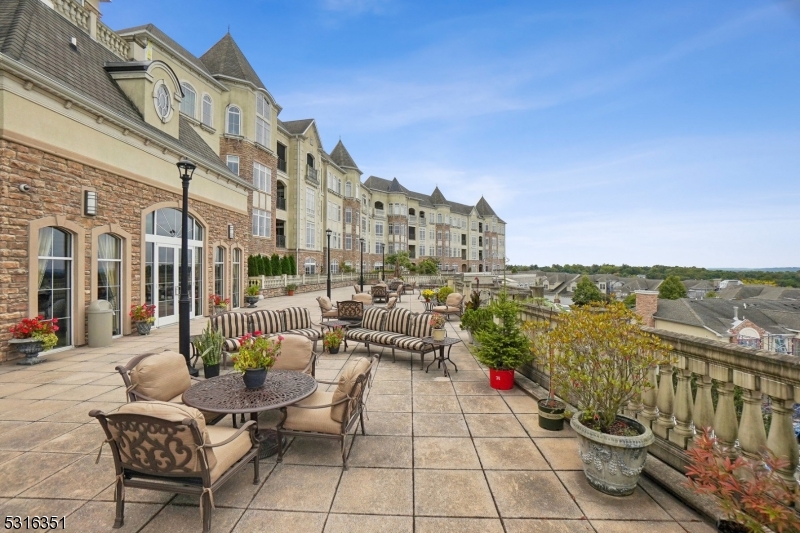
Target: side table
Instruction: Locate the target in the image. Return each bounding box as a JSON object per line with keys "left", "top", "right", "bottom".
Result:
{"left": 421, "top": 336, "right": 461, "bottom": 377}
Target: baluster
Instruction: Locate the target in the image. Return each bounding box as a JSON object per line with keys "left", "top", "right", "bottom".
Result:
{"left": 711, "top": 366, "right": 738, "bottom": 450}
{"left": 670, "top": 360, "right": 694, "bottom": 448}
{"left": 654, "top": 363, "right": 676, "bottom": 440}
{"left": 625, "top": 394, "right": 643, "bottom": 420}
{"left": 764, "top": 378, "right": 800, "bottom": 483}
{"left": 638, "top": 365, "right": 658, "bottom": 429}
{"left": 737, "top": 387, "right": 767, "bottom": 461}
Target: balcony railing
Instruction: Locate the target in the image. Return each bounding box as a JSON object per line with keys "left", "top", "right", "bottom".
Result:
{"left": 374, "top": 209, "right": 385, "bottom": 219}
{"left": 276, "top": 235, "right": 286, "bottom": 248}
{"left": 278, "top": 159, "right": 287, "bottom": 173}
{"left": 409, "top": 215, "right": 417, "bottom": 224}
{"left": 419, "top": 218, "right": 427, "bottom": 226}
{"left": 276, "top": 197, "right": 286, "bottom": 211}
{"left": 306, "top": 166, "right": 318, "bottom": 185}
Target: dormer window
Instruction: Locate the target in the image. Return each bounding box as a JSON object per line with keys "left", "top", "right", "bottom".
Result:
{"left": 202, "top": 94, "right": 213, "bottom": 127}
{"left": 227, "top": 105, "right": 241, "bottom": 135}
{"left": 255, "top": 94, "right": 270, "bottom": 147}
{"left": 180, "top": 82, "right": 196, "bottom": 118}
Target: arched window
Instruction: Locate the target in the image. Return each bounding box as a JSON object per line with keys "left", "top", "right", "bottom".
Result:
{"left": 304, "top": 258, "right": 317, "bottom": 275}
{"left": 374, "top": 201, "right": 384, "bottom": 211}
{"left": 232, "top": 248, "right": 241, "bottom": 309}
{"left": 180, "top": 82, "right": 196, "bottom": 118}
{"left": 214, "top": 247, "right": 225, "bottom": 299}
{"left": 307, "top": 153, "right": 315, "bottom": 168}
{"left": 38, "top": 227, "right": 72, "bottom": 348}
{"left": 255, "top": 94, "right": 270, "bottom": 146}
{"left": 98, "top": 233, "right": 122, "bottom": 336}
{"left": 408, "top": 208, "right": 415, "bottom": 216}
{"left": 345, "top": 181, "right": 352, "bottom": 197}
{"left": 202, "top": 94, "right": 213, "bottom": 127}
{"left": 226, "top": 105, "right": 241, "bottom": 135}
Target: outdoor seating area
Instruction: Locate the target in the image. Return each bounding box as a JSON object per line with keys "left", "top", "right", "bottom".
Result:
{"left": 0, "top": 286, "right": 714, "bottom": 533}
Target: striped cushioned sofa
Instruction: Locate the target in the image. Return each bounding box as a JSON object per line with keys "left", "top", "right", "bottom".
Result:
{"left": 211, "top": 308, "right": 322, "bottom": 366}
{"left": 344, "top": 307, "right": 436, "bottom": 366}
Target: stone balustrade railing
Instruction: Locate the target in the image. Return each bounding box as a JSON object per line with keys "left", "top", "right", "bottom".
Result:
{"left": 52, "top": 0, "right": 129, "bottom": 58}
{"left": 53, "top": 0, "right": 90, "bottom": 31}
{"left": 517, "top": 303, "right": 800, "bottom": 482}
{"left": 246, "top": 272, "right": 452, "bottom": 290}
{"left": 96, "top": 20, "right": 129, "bottom": 58}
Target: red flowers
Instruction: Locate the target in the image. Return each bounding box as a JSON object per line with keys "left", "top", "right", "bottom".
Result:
{"left": 10, "top": 315, "right": 58, "bottom": 339}
{"left": 129, "top": 304, "right": 155, "bottom": 322}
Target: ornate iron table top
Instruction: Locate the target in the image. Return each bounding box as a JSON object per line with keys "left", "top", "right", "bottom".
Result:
{"left": 420, "top": 336, "right": 462, "bottom": 348}
{"left": 182, "top": 370, "right": 317, "bottom": 415}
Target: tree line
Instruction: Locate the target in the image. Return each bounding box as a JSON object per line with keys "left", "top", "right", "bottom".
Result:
{"left": 248, "top": 254, "right": 296, "bottom": 276}
{"left": 510, "top": 264, "right": 800, "bottom": 288}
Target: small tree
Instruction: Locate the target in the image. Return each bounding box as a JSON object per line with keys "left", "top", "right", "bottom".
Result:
{"left": 623, "top": 293, "right": 636, "bottom": 308}
{"left": 281, "top": 256, "right": 291, "bottom": 275}
{"left": 473, "top": 290, "right": 532, "bottom": 370}
{"left": 659, "top": 275, "right": 687, "bottom": 300}
{"left": 288, "top": 255, "right": 297, "bottom": 275}
{"left": 417, "top": 258, "right": 439, "bottom": 275}
{"left": 271, "top": 254, "right": 281, "bottom": 276}
{"left": 260, "top": 255, "right": 269, "bottom": 276}
{"left": 386, "top": 251, "right": 412, "bottom": 278}
{"left": 572, "top": 275, "right": 603, "bottom": 306}
{"left": 247, "top": 256, "right": 258, "bottom": 277}
{"left": 263, "top": 255, "right": 272, "bottom": 277}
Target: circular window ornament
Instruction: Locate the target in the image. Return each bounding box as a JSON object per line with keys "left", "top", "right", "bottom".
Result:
{"left": 152, "top": 80, "right": 173, "bottom": 123}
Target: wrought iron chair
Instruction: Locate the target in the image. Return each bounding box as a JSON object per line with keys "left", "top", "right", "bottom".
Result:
{"left": 388, "top": 283, "right": 404, "bottom": 303}
{"left": 432, "top": 292, "right": 465, "bottom": 320}
{"left": 270, "top": 334, "right": 318, "bottom": 377}
{"left": 276, "top": 355, "right": 378, "bottom": 467}
{"left": 352, "top": 283, "right": 362, "bottom": 294}
{"left": 91, "top": 401, "right": 260, "bottom": 533}
{"left": 370, "top": 285, "right": 387, "bottom": 304}
{"left": 385, "top": 297, "right": 397, "bottom": 310}
{"left": 353, "top": 292, "right": 374, "bottom": 305}
{"left": 316, "top": 296, "right": 338, "bottom": 322}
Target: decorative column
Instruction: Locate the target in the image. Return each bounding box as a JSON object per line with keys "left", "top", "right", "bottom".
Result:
{"left": 638, "top": 365, "right": 659, "bottom": 429}
{"left": 711, "top": 367, "right": 739, "bottom": 451}
{"left": 764, "top": 378, "right": 800, "bottom": 483}
{"left": 737, "top": 388, "right": 767, "bottom": 461}
{"left": 669, "top": 361, "right": 694, "bottom": 449}
{"left": 653, "top": 363, "right": 676, "bottom": 440}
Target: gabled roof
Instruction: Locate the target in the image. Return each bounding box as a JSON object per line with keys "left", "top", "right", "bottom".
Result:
{"left": 363, "top": 175, "right": 409, "bottom": 194}
{"left": 117, "top": 23, "right": 212, "bottom": 77}
{"left": 200, "top": 33, "right": 265, "bottom": 90}
{"left": 279, "top": 118, "right": 315, "bottom": 136}
{"left": 430, "top": 187, "right": 447, "bottom": 205}
{"left": 654, "top": 298, "right": 798, "bottom": 336}
{"left": 330, "top": 140, "right": 360, "bottom": 172}
{"left": 448, "top": 201, "right": 473, "bottom": 215}
{"left": 388, "top": 178, "right": 404, "bottom": 192}
{"left": 476, "top": 196, "right": 497, "bottom": 217}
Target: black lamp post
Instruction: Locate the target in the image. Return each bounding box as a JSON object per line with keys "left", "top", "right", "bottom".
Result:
{"left": 176, "top": 159, "right": 198, "bottom": 377}
{"left": 359, "top": 238, "right": 365, "bottom": 293}
{"left": 381, "top": 242, "right": 385, "bottom": 281}
{"left": 326, "top": 229, "right": 332, "bottom": 299}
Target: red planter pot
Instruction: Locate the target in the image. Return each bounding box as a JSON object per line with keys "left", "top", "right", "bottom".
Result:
{"left": 489, "top": 368, "right": 515, "bottom": 390}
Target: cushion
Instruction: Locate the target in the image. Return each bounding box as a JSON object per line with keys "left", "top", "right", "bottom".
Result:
{"left": 361, "top": 307, "right": 387, "bottom": 331}
{"left": 407, "top": 313, "right": 433, "bottom": 338}
{"left": 129, "top": 351, "right": 192, "bottom": 402}
{"left": 322, "top": 309, "right": 339, "bottom": 318}
{"left": 211, "top": 312, "right": 249, "bottom": 338}
{"left": 109, "top": 400, "right": 216, "bottom": 473}
{"left": 353, "top": 293, "right": 373, "bottom": 305}
{"left": 317, "top": 296, "right": 333, "bottom": 312}
{"left": 207, "top": 425, "right": 254, "bottom": 483}
{"left": 345, "top": 328, "right": 374, "bottom": 342}
{"left": 385, "top": 308, "right": 411, "bottom": 335}
{"left": 271, "top": 335, "right": 313, "bottom": 372}
{"left": 251, "top": 310, "right": 283, "bottom": 335}
{"left": 385, "top": 297, "right": 397, "bottom": 310}
{"left": 445, "top": 293, "right": 463, "bottom": 307}
{"left": 223, "top": 338, "right": 241, "bottom": 353}
{"left": 331, "top": 357, "right": 371, "bottom": 423}
{"left": 432, "top": 306, "right": 448, "bottom": 314}
{"left": 284, "top": 390, "right": 342, "bottom": 434}
{"left": 394, "top": 336, "right": 429, "bottom": 352}
{"left": 282, "top": 307, "right": 311, "bottom": 330}
{"left": 166, "top": 393, "right": 219, "bottom": 424}
{"left": 284, "top": 328, "right": 321, "bottom": 341}
{"left": 369, "top": 332, "right": 405, "bottom": 345}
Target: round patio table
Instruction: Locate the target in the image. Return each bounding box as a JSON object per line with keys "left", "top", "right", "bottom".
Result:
{"left": 183, "top": 370, "right": 317, "bottom": 458}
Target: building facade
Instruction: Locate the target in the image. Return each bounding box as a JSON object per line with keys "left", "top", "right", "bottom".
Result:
{"left": 0, "top": 0, "right": 506, "bottom": 362}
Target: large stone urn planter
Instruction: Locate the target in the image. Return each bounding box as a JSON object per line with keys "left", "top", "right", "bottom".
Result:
{"left": 9, "top": 338, "right": 47, "bottom": 365}
{"left": 571, "top": 413, "right": 654, "bottom": 496}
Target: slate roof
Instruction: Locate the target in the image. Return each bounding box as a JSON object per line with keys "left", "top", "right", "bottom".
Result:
{"left": 200, "top": 33, "right": 265, "bottom": 90}
{"left": 430, "top": 187, "right": 447, "bottom": 205}
{"left": 0, "top": 0, "right": 243, "bottom": 185}
{"left": 329, "top": 140, "right": 360, "bottom": 172}
{"left": 116, "top": 23, "right": 211, "bottom": 76}
{"left": 654, "top": 298, "right": 799, "bottom": 336}
{"left": 279, "top": 119, "right": 315, "bottom": 136}
{"left": 475, "top": 196, "right": 497, "bottom": 217}
{"left": 388, "top": 178, "right": 404, "bottom": 193}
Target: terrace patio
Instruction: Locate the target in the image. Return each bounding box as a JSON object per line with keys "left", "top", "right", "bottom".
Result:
{"left": 0, "top": 287, "right": 714, "bottom": 532}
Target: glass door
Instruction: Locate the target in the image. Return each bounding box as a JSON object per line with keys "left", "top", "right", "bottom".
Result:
{"left": 156, "top": 246, "right": 178, "bottom": 326}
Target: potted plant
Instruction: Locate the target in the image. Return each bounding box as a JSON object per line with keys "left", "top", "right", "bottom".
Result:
{"left": 421, "top": 289, "right": 435, "bottom": 303}
{"left": 685, "top": 430, "right": 800, "bottom": 533}
{"left": 233, "top": 334, "right": 282, "bottom": 389}
{"left": 429, "top": 313, "right": 447, "bottom": 341}
{"left": 472, "top": 290, "right": 532, "bottom": 390}
{"left": 436, "top": 286, "right": 454, "bottom": 305}
{"left": 209, "top": 295, "right": 230, "bottom": 314}
{"left": 550, "top": 302, "right": 673, "bottom": 496}
{"left": 245, "top": 284, "right": 261, "bottom": 308}
{"left": 523, "top": 317, "right": 565, "bottom": 431}
{"left": 286, "top": 283, "right": 298, "bottom": 296}
{"left": 8, "top": 315, "right": 58, "bottom": 365}
{"left": 459, "top": 307, "right": 493, "bottom": 345}
{"left": 323, "top": 327, "right": 345, "bottom": 354}
{"left": 130, "top": 304, "right": 155, "bottom": 335}
{"left": 465, "top": 289, "right": 481, "bottom": 311}
{"left": 193, "top": 324, "right": 224, "bottom": 379}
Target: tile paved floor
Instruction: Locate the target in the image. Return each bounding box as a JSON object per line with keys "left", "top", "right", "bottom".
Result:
{"left": 0, "top": 286, "right": 714, "bottom": 532}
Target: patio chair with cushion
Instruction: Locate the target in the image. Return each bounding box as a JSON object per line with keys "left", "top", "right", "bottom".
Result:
{"left": 91, "top": 401, "right": 259, "bottom": 533}
{"left": 353, "top": 292, "right": 374, "bottom": 305}
{"left": 432, "top": 292, "right": 465, "bottom": 320}
{"left": 115, "top": 351, "right": 226, "bottom": 424}
{"left": 370, "top": 285, "right": 387, "bottom": 304}
{"left": 276, "top": 355, "right": 377, "bottom": 467}
{"left": 352, "top": 284, "right": 362, "bottom": 294}
{"left": 316, "top": 296, "right": 338, "bottom": 322}
{"left": 337, "top": 300, "right": 364, "bottom": 324}
{"left": 270, "top": 334, "right": 318, "bottom": 377}
{"left": 388, "top": 283, "right": 403, "bottom": 303}
{"left": 385, "top": 297, "right": 397, "bottom": 310}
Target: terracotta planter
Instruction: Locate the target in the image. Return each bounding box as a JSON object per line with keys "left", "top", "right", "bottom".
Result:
{"left": 537, "top": 398, "right": 565, "bottom": 431}
{"left": 243, "top": 368, "right": 268, "bottom": 390}
{"left": 9, "top": 338, "right": 46, "bottom": 365}
{"left": 571, "top": 413, "right": 654, "bottom": 496}
{"left": 432, "top": 328, "right": 446, "bottom": 341}
{"left": 135, "top": 321, "right": 152, "bottom": 336}
{"left": 287, "top": 290, "right": 295, "bottom": 296}
{"left": 489, "top": 368, "right": 515, "bottom": 390}
{"left": 203, "top": 363, "right": 220, "bottom": 379}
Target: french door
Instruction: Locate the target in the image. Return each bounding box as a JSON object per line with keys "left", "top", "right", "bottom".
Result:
{"left": 145, "top": 242, "right": 201, "bottom": 327}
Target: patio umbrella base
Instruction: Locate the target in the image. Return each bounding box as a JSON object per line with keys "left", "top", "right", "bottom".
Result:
{"left": 257, "top": 431, "right": 287, "bottom": 459}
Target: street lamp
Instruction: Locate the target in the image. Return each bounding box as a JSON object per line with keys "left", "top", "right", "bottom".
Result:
{"left": 176, "top": 159, "right": 198, "bottom": 377}
{"left": 381, "top": 242, "right": 385, "bottom": 281}
{"left": 326, "top": 228, "right": 332, "bottom": 299}
{"left": 359, "top": 238, "right": 365, "bottom": 293}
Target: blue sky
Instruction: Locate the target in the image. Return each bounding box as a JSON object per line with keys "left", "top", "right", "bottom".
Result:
{"left": 104, "top": 1, "right": 800, "bottom": 268}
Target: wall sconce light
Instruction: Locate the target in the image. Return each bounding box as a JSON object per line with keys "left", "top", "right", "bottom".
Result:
{"left": 228, "top": 224, "right": 234, "bottom": 239}
{"left": 84, "top": 190, "right": 97, "bottom": 216}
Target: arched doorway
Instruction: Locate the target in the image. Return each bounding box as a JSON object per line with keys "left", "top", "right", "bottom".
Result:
{"left": 97, "top": 233, "right": 123, "bottom": 336}
{"left": 144, "top": 208, "right": 204, "bottom": 327}
{"left": 478, "top": 264, "right": 484, "bottom": 272}
{"left": 461, "top": 264, "right": 467, "bottom": 273}
{"left": 38, "top": 227, "right": 73, "bottom": 348}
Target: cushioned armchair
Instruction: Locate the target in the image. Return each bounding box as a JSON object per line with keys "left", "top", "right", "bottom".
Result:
{"left": 353, "top": 292, "right": 374, "bottom": 305}
{"left": 370, "top": 285, "right": 387, "bottom": 304}
{"left": 385, "top": 297, "right": 397, "bottom": 310}
{"left": 352, "top": 284, "right": 362, "bottom": 294}
{"left": 432, "top": 292, "right": 465, "bottom": 320}
{"left": 115, "top": 351, "right": 225, "bottom": 424}
{"left": 276, "top": 356, "right": 377, "bottom": 467}
{"left": 316, "top": 296, "right": 338, "bottom": 322}
{"left": 388, "top": 283, "right": 404, "bottom": 303}
{"left": 270, "top": 335, "right": 318, "bottom": 377}
{"left": 91, "top": 402, "right": 259, "bottom": 533}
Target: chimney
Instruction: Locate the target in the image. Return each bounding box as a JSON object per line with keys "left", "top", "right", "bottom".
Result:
{"left": 635, "top": 290, "right": 659, "bottom": 327}
{"left": 733, "top": 306, "right": 739, "bottom": 321}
